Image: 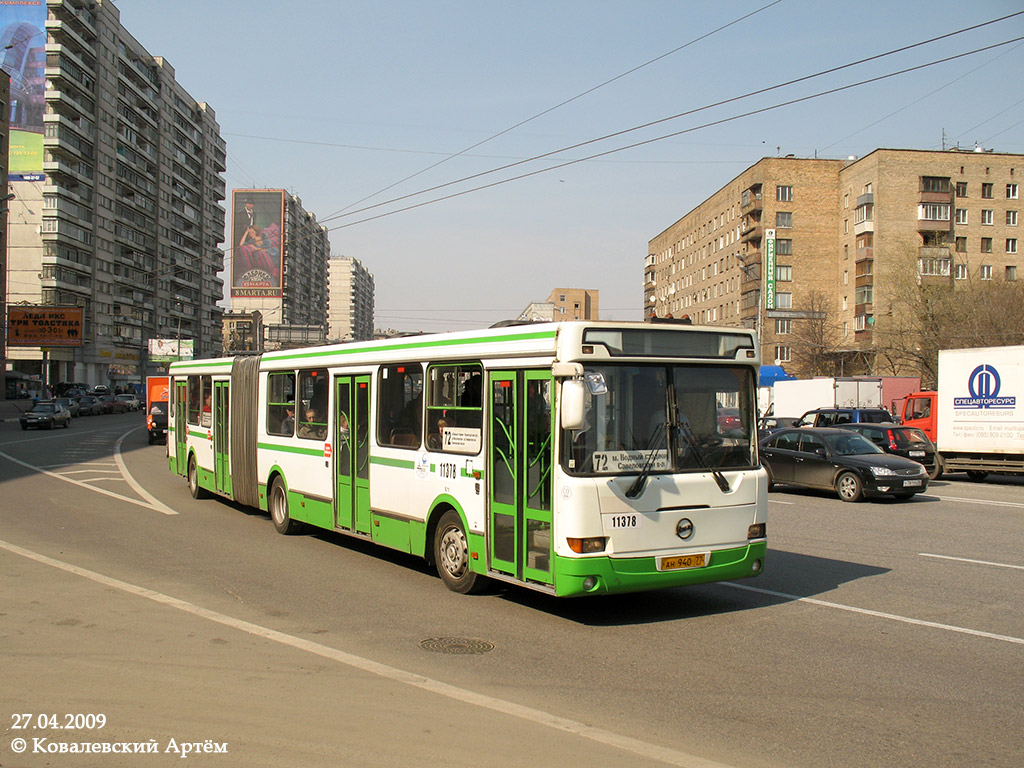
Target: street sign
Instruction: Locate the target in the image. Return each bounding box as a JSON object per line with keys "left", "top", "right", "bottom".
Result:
{"left": 7, "top": 306, "right": 83, "bottom": 347}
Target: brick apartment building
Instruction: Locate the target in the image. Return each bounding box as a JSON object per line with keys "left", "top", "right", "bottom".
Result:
{"left": 647, "top": 148, "right": 1022, "bottom": 376}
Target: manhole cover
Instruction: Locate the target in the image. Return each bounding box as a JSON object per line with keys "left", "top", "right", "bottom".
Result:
{"left": 419, "top": 637, "right": 494, "bottom": 655}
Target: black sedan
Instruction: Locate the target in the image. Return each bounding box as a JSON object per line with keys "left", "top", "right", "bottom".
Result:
{"left": 835, "top": 422, "right": 939, "bottom": 479}
{"left": 760, "top": 427, "right": 929, "bottom": 502}
{"left": 20, "top": 401, "right": 72, "bottom": 430}
{"left": 77, "top": 395, "right": 104, "bottom": 416}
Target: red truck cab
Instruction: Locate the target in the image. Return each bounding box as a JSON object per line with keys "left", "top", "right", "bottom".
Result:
{"left": 900, "top": 391, "right": 937, "bottom": 443}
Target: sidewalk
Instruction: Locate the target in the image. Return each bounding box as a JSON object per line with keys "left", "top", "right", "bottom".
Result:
{"left": 0, "top": 398, "right": 31, "bottom": 422}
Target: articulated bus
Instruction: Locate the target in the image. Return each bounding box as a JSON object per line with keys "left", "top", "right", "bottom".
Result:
{"left": 168, "top": 321, "right": 766, "bottom": 597}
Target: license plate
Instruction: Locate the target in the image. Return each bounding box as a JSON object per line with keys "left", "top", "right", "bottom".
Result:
{"left": 659, "top": 553, "right": 707, "bottom": 571}
{"left": 904, "top": 479, "right": 922, "bottom": 487}
{"left": 909, "top": 451, "right": 925, "bottom": 457}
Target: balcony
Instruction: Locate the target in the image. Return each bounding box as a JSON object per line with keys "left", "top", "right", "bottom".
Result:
{"left": 740, "top": 189, "right": 763, "bottom": 214}
{"left": 45, "top": 19, "right": 91, "bottom": 52}
{"left": 740, "top": 221, "right": 762, "bottom": 243}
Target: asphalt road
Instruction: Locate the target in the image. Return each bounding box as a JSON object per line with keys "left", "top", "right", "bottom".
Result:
{"left": 1, "top": 412, "right": 1021, "bottom": 767}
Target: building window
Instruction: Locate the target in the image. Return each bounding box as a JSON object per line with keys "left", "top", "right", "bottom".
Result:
{"left": 774, "top": 345, "right": 791, "bottom": 363}
{"left": 921, "top": 176, "right": 950, "bottom": 193}
{"left": 855, "top": 284, "right": 874, "bottom": 304}
{"left": 955, "top": 236, "right": 967, "bottom": 252}
{"left": 1007, "top": 210, "right": 1018, "bottom": 226}
{"left": 1008, "top": 184, "right": 1019, "bottom": 199}
{"left": 776, "top": 211, "right": 793, "bottom": 228}
{"left": 854, "top": 314, "right": 872, "bottom": 331}
{"left": 980, "top": 265, "right": 993, "bottom": 280}
{"left": 775, "top": 264, "right": 792, "bottom": 281}
{"left": 982, "top": 183, "right": 994, "bottom": 199}
{"left": 856, "top": 259, "right": 873, "bottom": 277}
{"left": 856, "top": 232, "right": 873, "bottom": 250}
{"left": 920, "top": 204, "right": 950, "bottom": 221}
{"left": 776, "top": 238, "right": 792, "bottom": 255}
{"left": 981, "top": 209, "right": 994, "bottom": 225}
{"left": 776, "top": 185, "right": 793, "bottom": 202}
{"left": 956, "top": 181, "right": 968, "bottom": 197}
{"left": 1007, "top": 265, "right": 1017, "bottom": 281}
{"left": 855, "top": 204, "right": 874, "bottom": 224}
{"left": 981, "top": 237, "right": 993, "bottom": 253}
{"left": 955, "top": 263, "right": 968, "bottom": 280}
{"left": 955, "top": 208, "right": 968, "bottom": 224}
{"left": 775, "top": 319, "right": 791, "bottom": 334}
{"left": 918, "top": 257, "right": 951, "bottom": 276}
{"left": 1008, "top": 238, "right": 1018, "bottom": 254}
{"left": 776, "top": 292, "right": 793, "bottom": 309}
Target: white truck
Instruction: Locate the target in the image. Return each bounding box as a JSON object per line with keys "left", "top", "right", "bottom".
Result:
{"left": 770, "top": 376, "right": 921, "bottom": 419}
{"left": 901, "top": 345, "right": 1024, "bottom": 479}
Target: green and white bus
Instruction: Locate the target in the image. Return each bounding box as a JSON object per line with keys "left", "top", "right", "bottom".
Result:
{"left": 167, "top": 321, "right": 766, "bottom": 597}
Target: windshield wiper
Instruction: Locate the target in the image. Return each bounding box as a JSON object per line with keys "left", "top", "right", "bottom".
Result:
{"left": 674, "top": 412, "right": 731, "bottom": 493}
{"left": 625, "top": 422, "right": 665, "bottom": 499}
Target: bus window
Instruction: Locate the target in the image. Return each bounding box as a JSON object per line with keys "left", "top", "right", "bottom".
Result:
{"left": 188, "top": 376, "right": 201, "bottom": 425}
{"left": 201, "top": 376, "right": 212, "bottom": 427}
{"left": 297, "top": 368, "right": 328, "bottom": 440}
{"left": 267, "top": 372, "right": 296, "bottom": 436}
{"left": 426, "top": 363, "right": 482, "bottom": 452}
{"left": 378, "top": 363, "right": 423, "bottom": 448}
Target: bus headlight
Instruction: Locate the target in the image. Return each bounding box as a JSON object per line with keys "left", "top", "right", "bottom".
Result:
{"left": 567, "top": 537, "right": 607, "bottom": 554}
{"left": 748, "top": 523, "right": 766, "bottom": 539}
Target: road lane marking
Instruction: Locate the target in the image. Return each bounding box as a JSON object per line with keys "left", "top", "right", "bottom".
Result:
{"left": 724, "top": 582, "right": 1024, "bottom": 645}
{"left": 0, "top": 539, "right": 736, "bottom": 768}
{"left": 918, "top": 494, "right": 1024, "bottom": 509}
{"left": 919, "top": 553, "right": 1024, "bottom": 571}
{"left": 0, "top": 443, "right": 177, "bottom": 516}
{"left": 114, "top": 430, "right": 178, "bottom": 516}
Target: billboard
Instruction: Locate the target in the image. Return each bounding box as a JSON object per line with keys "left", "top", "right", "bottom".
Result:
{"left": 7, "top": 306, "right": 83, "bottom": 347}
{"left": 231, "top": 189, "right": 285, "bottom": 298}
{"left": 148, "top": 338, "right": 195, "bottom": 362}
{"left": 1, "top": 0, "right": 46, "bottom": 179}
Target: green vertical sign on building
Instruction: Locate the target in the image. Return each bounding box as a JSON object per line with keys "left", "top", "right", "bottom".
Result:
{"left": 764, "top": 228, "right": 776, "bottom": 310}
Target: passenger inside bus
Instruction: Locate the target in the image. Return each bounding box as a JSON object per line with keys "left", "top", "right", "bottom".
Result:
{"left": 297, "top": 407, "right": 326, "bottom": 440}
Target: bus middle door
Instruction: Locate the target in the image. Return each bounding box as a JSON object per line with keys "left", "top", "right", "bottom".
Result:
{"left": 334, "top": 374, "right": 371, "bottom": 535}
{"left": 488, "top": 370, "right": 553, "bottom": 585}
{"left": 174, "top": 380, "right": 188, "bottom": 475}
{"left": 214, "top": 380, "right": 231, "bottom": 497}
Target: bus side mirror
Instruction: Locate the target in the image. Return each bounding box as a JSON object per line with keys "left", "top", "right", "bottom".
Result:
{"left": 561, "top": 380, "right": 586, "bottom": 431}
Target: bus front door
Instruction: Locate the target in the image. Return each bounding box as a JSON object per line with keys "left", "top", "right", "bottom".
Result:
{"left": 488, "top": 370, "right": 553, "bottom": 585}
{"left": 334, "top": 375, "right": 371, "bottom": 535}
{"left": 214, "top": 380, "right": 231, "bottom": 497}
{"left": 174, "top": 380, "right": 188, "bottom": 474}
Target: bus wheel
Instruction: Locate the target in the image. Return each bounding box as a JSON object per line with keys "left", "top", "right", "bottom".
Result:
{"left": 188, "top": 456, "right": 208, "bottom": 499}
{"left": 434, "top": 511, "right": 484, "bottom": 594}
{"left": 966, "top": 470, "right": 989, "bottom": 482}
{"left": 836, "top": 471, "right": 863, "bottom": 502}
{"left": 269, "top": 477, "right": 300, "bottom": 535}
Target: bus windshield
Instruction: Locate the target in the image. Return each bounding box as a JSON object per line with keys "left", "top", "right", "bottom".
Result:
{"left": 561, "top": 363, "right": 757, "bottom": 476}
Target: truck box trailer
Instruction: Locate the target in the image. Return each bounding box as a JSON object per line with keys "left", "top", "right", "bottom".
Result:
{"left": 901, "top": 345, "right": 1024, "bottom": 479}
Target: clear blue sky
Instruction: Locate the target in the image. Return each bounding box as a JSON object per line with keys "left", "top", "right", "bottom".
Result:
{"left": 116, "top": 0, "right": 1024, "bottom": 332}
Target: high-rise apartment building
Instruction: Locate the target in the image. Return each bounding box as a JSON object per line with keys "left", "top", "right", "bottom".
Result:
{"left": 228, "top": 189, "right": 329, "bottom": 346}
{"left": 4, "top": 0, "right": 227, "bottom": 390}
{"left": 326, "top": 255, "right": 374, "bottom": 342}
{"left": 647, "top": 148, "right": 1023, "bottom": 376}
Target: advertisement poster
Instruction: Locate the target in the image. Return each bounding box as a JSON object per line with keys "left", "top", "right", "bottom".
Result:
{"left": 231, "top": 189, "right": 285, "bottom": 298}
{"left": 1, "top": 0, "right": 46, "bottom": 179}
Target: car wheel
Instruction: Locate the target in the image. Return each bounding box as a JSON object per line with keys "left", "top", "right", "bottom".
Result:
{"left": 268, "top": 477, "right": 300, "bottom": 535}
{"left": 433, "top": 510, "right": 485, "bottom": 594}
{"left": 763, "top": 464, "right": 775, "bottom": 491}
{"left": 836, "top": 471, "right": 864, "bottom": 502}
{"left": 187, "top": 456, "right": 208, "bottom": 500}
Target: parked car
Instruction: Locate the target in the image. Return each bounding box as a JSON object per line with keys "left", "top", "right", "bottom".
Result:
{"left": 115, "top": 393, "right": 141, "bottom": 411}
{"left": 760, "top": 427, "right": 929, "bottom": 502}
{"left": 98, "top": 395, "right": 126, "bottom": 414}
{"left": 757, "top": 415, "right": 801, "bottom": 441}
{"left": 77, "top": 395, "right": 104, "bottom": 416}
{"left": 835, "top": 422, "right": 939, "bottom": 479}
{"left": 89, "top": 385, "right": 111, "bottom": 396}
{"left": 20, "top": 401, "right": 72, "bottom": 430}
{"left": 794, "top": 407, "right": 895, "bottom": 428}
{"left": 54, "top": 396, "right": 80, "bottom": 417}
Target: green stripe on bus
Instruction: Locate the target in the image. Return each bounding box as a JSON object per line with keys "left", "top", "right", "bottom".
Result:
{"left": 370, "top": 455, "right": 416, "bottom": 469}
{"left": 256, "top": 442, "right": 325, "bottom": 457}
{"left": 263, "top": 329, "right": 557, "bottom": 363}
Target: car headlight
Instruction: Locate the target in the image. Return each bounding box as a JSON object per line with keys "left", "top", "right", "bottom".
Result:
{"left": 870, "top": 466, "right": 897, "bottom": 477}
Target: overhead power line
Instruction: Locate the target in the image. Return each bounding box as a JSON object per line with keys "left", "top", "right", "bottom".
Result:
{"left": 326, "top": 34, "right": 1024, "bottom": 232}
{"left": 318, "top": 10, "right": 1024, "bottom": 228}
